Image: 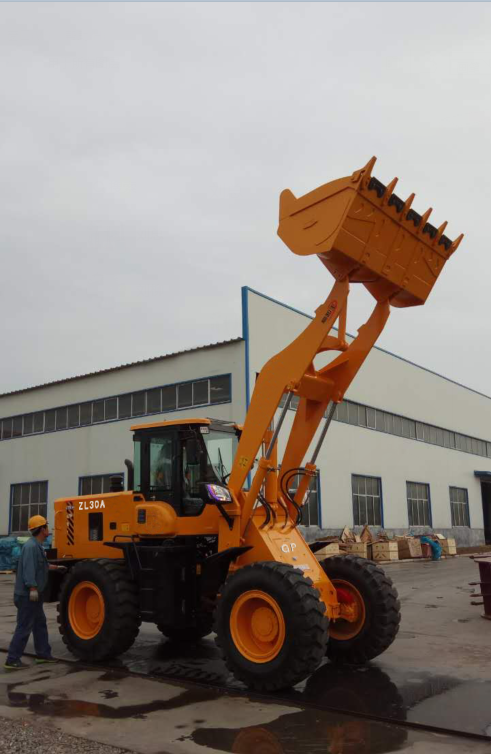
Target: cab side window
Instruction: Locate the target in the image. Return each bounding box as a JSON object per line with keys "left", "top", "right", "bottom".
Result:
{"left": 150, "top": 437, "right": 173, "bottom": 492}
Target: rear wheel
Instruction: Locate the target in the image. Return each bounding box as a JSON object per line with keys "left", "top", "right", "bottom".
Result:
{"left": 320, "top": 555, "right": 400, "bottom": 664}
{"left": 57, "top": 559, "right": 140, "bottom": 661}
{"left": 215, "top": 561, "right": 328, "bottom": 691}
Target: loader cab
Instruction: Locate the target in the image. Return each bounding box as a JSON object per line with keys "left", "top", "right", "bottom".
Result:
{"left": 131, "top": 418, "right": 239, "bottom": 517}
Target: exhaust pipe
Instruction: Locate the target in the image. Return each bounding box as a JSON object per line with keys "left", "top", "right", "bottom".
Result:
{"left": 124, "top": 459, "right": 134, "bottom": 491}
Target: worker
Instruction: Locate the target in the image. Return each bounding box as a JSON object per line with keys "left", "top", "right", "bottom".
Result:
{"left": 4, "top": 515, "right": 67, "bottom": 670}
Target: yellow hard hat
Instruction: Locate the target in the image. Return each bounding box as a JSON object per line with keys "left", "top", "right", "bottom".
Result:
{"left": 28, "top": 515, "right": 47, "bottom": 531}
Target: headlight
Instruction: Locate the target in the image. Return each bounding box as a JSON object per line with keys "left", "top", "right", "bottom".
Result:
{"left": 205, "top": 484, "right": 232, "bottom": 502}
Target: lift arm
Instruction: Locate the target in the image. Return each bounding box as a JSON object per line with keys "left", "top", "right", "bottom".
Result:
{"left": 228, "top": 157, "right": 463, "bottom": 533}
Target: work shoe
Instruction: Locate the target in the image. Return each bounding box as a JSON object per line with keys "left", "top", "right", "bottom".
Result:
{"left": 3, "top": 659, "right": 29, "bottom": 671}
{"left": 34, "top": 656, "right": 57, "bottom": 664}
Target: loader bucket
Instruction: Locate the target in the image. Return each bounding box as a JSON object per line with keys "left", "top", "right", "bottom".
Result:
{"left": 277, "top": 157, "right": 463, "bottom": 307}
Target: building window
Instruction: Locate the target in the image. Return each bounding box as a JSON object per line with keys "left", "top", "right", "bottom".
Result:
{"left": 56, "top": 407, "right": 68, "bottom": 431}
{"left": 80, "top": 403, "right": 92, "bottom": 426}
{"left": 92, "top": 400, "right": 105, "bottom": 423}
{"left": 68, "top": 404, "right": 80, "bottom": 428}
{"left": 45, "top": 409, "right": 56, "bottom": 432}
{"left": 23, "top": 414, "right": 34, "bottom": 435}
{"left": 193, "top": 380, "right": 209, "bottom": 406}
{"left": 162, "top": 385, "right": 176, "bottom": 411}
{"left": 407, "top": 482, "right": 431, "bottom": 526}
{"left": 287, "top": 472, "right": 320, "bottom": 527}
{"left": 450, "top": 486, "right": 470, "bottom": 527}
{"left": 278, "top": 395, "right": 491, "bottom": 462}
{"left": 79, "top": 474, "right": 124, "bottom": 496}
{"left": 352, "top": 475, "right": 383, "bottom": 526}
{"left": 0, "top": 374, "right": 232, "bottom": 442}
{"left": 105, "top": 397, "right": 118, "bottom": 421}
{"left": 146, "top": 388, "right": 161, "bottom": 414}
{"left": 178, "top": 383, "right": 193, "bottom": 408}
{"left": 118, "top": 394, "right": 131, "bottom": 419}
{"left": 12, "top": 416, "right": 22, "bottom": 437}
{"left": 10, "top": 481, "right": 48, "bottom": 534}
{"left": 210, "top": 375, "right": 231, "bottom": 404}
{"left": 132, "top": 392, "right": 146, "bottom": 417}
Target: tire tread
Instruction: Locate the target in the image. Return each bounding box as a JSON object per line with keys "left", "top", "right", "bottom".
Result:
{"left": 215, "top": 561, "right": 328, "bottom": 691}
{"left": 321, "top": 554, "right": 400, "bottom": 664}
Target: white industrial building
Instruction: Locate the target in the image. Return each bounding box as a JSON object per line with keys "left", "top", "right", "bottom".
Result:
{"left": 1, "top": 287, "right": 490, "bottom": 547}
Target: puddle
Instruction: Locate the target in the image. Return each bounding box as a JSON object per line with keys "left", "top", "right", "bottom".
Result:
{"left": 6, "top": 686, "right": 222, "bottom": 719}
{"left": 288, "top": 664, "right": 491, "bottom": 739}
{"left": 189, "top": 708, "right": 409, "bottom": 754}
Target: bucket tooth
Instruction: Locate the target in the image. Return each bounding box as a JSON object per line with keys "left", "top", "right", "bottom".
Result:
{"left": 449, "top": 233, "right": 464, "bottom": 255}
{"left": 362, "top": 155, "right": 377, "bottom": 178}
{"left": 435, "top": 221, "right": 448, "bottom": 244}
{"left": 419, "top": 207, "right": 433, "bottom": 229}
{"left": 382, "top": 177, "right": 398, "bottom": 205}
{"left": 403, "top": 193, "right": 415, "bottom": 214}
{"left": 355, "top": 155, "right": 377, "bottom": 186}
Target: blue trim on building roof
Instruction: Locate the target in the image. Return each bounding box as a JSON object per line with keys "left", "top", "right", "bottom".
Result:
{"left": 243, "top": 287, "right": 491, "bottom": 402}
{"left": 241, "top": 287, "right": 252, "bottom": 489}
{"left": 241, "top": 287, "right": 251, "bottom": 411}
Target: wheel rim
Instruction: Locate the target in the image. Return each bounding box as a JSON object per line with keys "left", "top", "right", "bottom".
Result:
{"left": 68, "top": 581, "right": 105, "bottom": 639}
{"left": 230, "top": 590, "right": 286, "bottom": 663}
{"left": 330, "top": 579, "right": 366, "bottom": 640}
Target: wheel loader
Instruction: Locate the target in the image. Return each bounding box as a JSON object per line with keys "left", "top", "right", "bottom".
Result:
{"left": 46, "top": 157, "right": 463, "bottom": 690}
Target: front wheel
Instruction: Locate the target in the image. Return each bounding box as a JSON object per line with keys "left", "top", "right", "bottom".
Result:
{"left": 215, "top": 561, "right": 328, "bottom": 691}
{"left": 57, "top": 559, "right": 141, "bottom": 661}
{"left": 320, "top": 554, "right": 401, "bottom": 664}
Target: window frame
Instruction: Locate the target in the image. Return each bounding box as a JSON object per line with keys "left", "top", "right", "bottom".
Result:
{"left": 9, "top": 480, "right": 49, "bottom": 535}
{"left": 449, "top": 486, "right": 470, "bottom": 527}
{"left": 406, "top": 481, "right": 432, "bottom": 527}
{"left": 351, "top": 474, "right": 384, "bottom": 527}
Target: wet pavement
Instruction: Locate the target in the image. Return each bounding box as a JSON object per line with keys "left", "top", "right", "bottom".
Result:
{"left": 1, "top": 653, "right": 489, "bottom": 754}
{"left": 1, "top": 557, "right": 491, "bottom": 752}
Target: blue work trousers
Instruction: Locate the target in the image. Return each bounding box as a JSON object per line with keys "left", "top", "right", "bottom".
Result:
{"left": 7, "top": 595, "right": 51, "bottom": 662}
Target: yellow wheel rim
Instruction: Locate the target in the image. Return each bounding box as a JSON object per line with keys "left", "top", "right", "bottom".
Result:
{"left": 230, "top": 590, "right": 286, "bottom": 664}
{"left": 68, "top": 581, "right": 105, "bottom": 640}
{"left": 330, "top": 579, "right": 366, "bottom": 640}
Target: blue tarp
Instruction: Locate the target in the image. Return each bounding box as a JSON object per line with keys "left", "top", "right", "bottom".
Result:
{"left": 0, "top": 535, "right": 52, "bottom": 571}
{"left": 420, "top": 536, "right": 442, "bottom": 561}
{"left": 0, "top": 538, "right": 20, "bottom": 571}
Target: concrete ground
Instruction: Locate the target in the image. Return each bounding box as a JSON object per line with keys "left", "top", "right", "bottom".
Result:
{"left": 0, "top": 556, "right": 490, "bottom": 754}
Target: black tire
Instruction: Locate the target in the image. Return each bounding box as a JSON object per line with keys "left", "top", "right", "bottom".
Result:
{"left": 57, "top": 558, "right": 141, "bottom": 662}
{"left": 157, "top": 614, "right": 214, "bottom": 643}
{"left": 320, "top": 554, "right": 400, "bottom": 664}
{"left": 215, "top": 561, "right": 328, "bottom": 691}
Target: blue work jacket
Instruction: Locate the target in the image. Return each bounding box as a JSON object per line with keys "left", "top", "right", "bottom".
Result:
{"left": 14, "top": 537, "right": 49, "bottom": 597}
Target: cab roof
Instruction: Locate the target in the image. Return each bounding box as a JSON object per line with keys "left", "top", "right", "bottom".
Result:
{"left": 130, "top": 418, "right": 210, "bottom": 431}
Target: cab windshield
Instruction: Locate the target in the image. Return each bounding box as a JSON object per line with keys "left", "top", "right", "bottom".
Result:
{"left": 183, "top": 429, "right": 237, "bottom": 498}
{"left": 202, "top": 429, "right": 237, "bottom": 483}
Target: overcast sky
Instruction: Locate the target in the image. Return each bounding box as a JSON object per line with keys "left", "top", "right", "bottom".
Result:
{"left": 1, "top": 3, "right": 490, "bottom": 397}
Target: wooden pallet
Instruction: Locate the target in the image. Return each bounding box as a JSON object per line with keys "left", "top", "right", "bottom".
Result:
{"left": 0, "top": 570, "right": 13, "bottom": 574}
